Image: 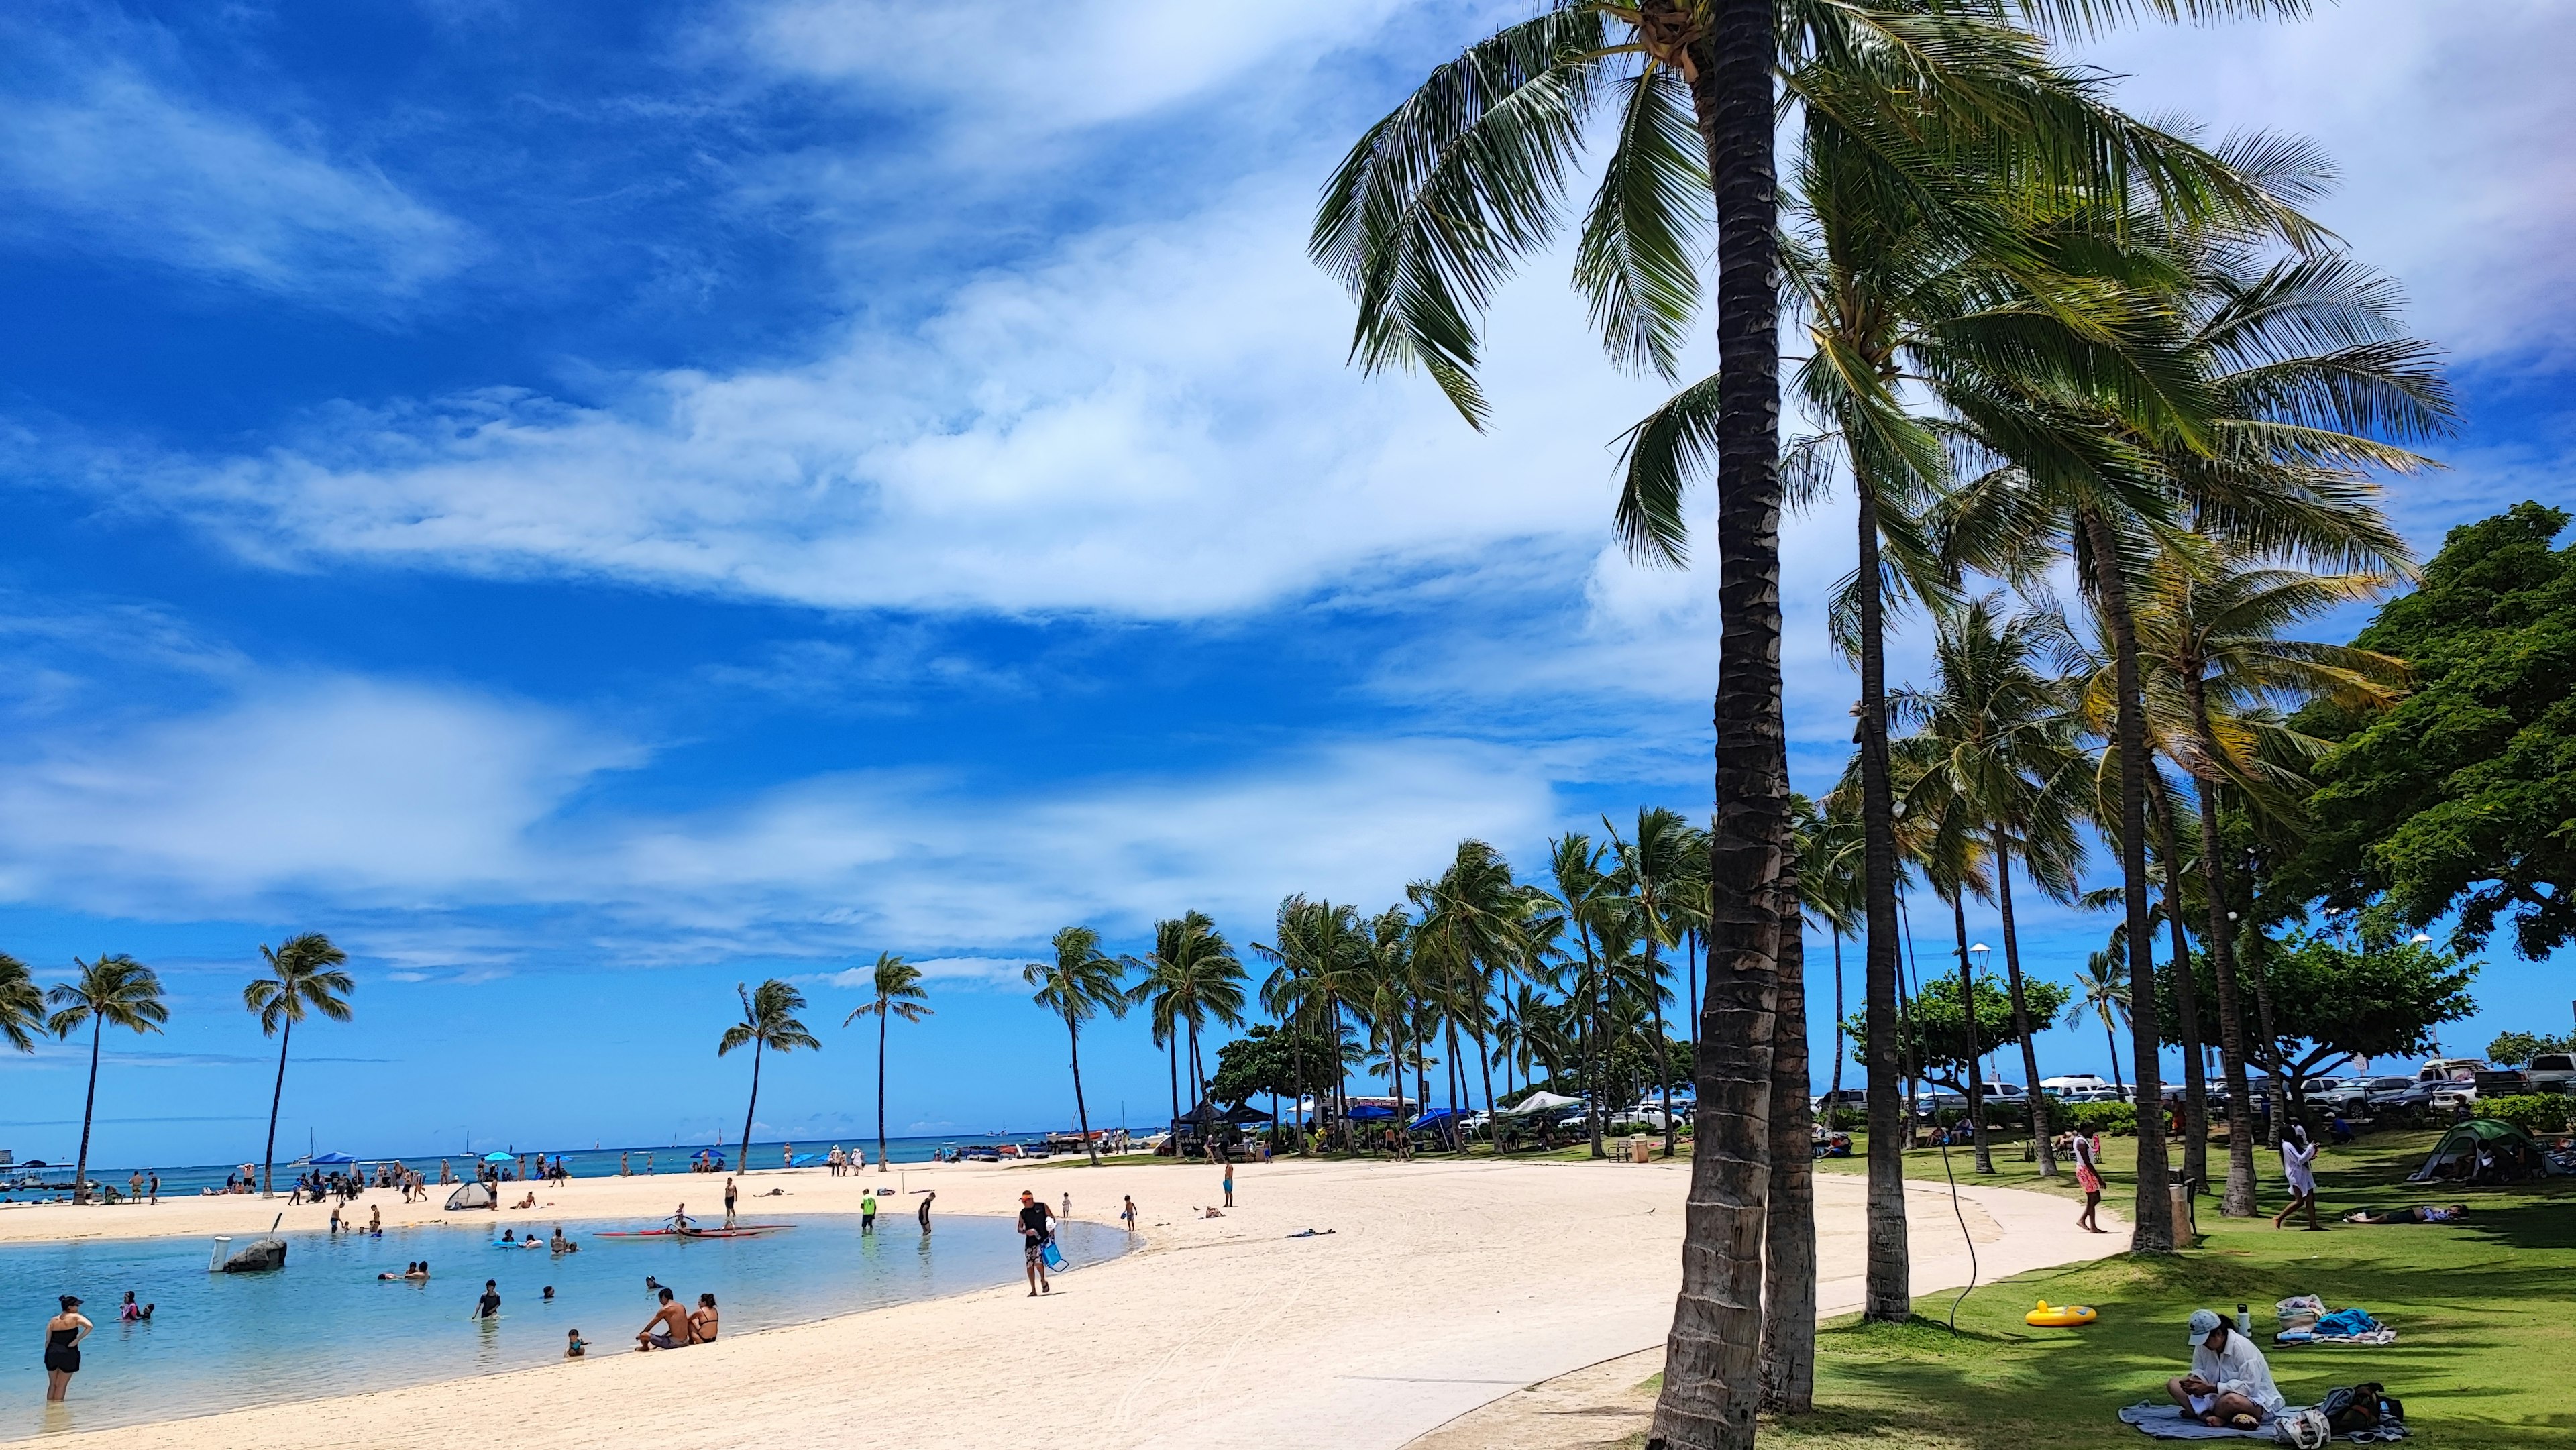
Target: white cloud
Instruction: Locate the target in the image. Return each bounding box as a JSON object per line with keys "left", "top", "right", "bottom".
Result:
{"left": 2078, "top": 0, "right": 2576, "bottom": 366}
{"left": 0, "top": 677, "right": 633, "bottom": 911}
{"left": 0, "top": 660, "right": 1558, "bottom": 960}
{"left": 0, "top": 21, "right": 470, "bottom": 301}
{"left": 732, "top": 0, "right": 1409, "bottom": 137}
{"left": 95, "top": 173, "right": 1691, "bottom": 620}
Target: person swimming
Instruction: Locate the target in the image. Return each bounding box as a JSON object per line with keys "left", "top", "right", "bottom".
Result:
{"left": 379, "top": 1262, "right": 419, "bottom": 1280}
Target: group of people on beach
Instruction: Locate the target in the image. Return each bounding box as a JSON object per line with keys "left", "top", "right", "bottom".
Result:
{"left": 631, "top": 1285, "right": 719, "bottom": 1352}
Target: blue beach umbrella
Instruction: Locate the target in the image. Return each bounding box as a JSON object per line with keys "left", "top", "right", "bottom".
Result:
{"left": 482, "top": 1152, "right": 515, "bottom": 1163}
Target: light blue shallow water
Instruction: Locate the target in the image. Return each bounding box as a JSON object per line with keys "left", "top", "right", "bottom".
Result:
{"left": 3, "top": 1213, "right": 1126, "bottom": 1440}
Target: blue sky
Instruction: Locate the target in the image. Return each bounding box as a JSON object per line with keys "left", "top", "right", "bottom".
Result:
{"left": 1, "top": 1, "right": 2570, "bottom": 1168}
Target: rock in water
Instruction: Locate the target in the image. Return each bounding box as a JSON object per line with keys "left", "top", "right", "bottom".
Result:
{"left": 221, "top": 1237, "right": 287, "bottom": 1272}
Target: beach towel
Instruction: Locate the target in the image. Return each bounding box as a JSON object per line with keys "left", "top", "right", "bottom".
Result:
{"left": 2119, "top": 1405, "right": 2408, "bottom": 1443}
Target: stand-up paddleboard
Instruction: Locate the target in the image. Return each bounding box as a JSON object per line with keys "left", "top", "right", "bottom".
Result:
{"left": 593, "top": 1223, "right": 796, "bottom": 1239}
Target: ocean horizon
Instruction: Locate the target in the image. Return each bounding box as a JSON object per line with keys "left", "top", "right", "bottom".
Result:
{"left": 2, "top": 1131, "right": 1112, "bottom": 1198}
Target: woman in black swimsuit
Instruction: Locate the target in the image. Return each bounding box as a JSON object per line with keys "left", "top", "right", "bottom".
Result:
{"left": 44, "top": 1295, "right": 92, "bottom": 1402}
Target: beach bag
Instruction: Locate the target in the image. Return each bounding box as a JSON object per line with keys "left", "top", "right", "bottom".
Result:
{"left": 1042, "top": 1240, "right": 1066, "bottom": 1272}
{"left": 2322, "top": 1384, "right": 2401, "bottom": 1435}
{"left": 2273, "top": 1408, "right": 2331, "bottom": 1448}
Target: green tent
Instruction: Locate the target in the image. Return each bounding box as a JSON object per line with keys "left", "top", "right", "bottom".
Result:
{"left": 2408, "top": 1117, "right": 2553, "bottom": 1184}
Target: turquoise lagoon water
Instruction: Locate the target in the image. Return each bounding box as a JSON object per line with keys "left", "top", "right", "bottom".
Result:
{"left": 4, "top": 1213, "right": 1126, "bottom": 1439}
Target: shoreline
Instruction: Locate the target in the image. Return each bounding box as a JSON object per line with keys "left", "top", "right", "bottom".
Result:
{"left": 14, "top": 1160, "right": 2119, "bottom": 1450}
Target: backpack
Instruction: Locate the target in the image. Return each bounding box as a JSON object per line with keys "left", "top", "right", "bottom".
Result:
{"left": 2273, "top": 1408, "right": 2332, "bottom": 1449}
{"left": 2320, "top": 1383, "right": 2402, "bottom": 1435}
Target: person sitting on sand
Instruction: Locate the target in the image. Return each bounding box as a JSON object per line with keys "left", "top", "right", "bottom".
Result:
{"left": 690, "top": 1293, "right": 719, "bottom": 1343}
{"left": 2165, "top": 1309, "right": 2283, "bottom": 1429}
{"left": 566, "top": 1329, "right": 588, "bottom": 1358}
{"left": 513, "top": 1190, "right": 537, "bottom": 1209}
{"left": 636, "top": 1288, "right": 692, "bottom": 1351}
{"left": 2344, "top": 1203, "right": 2469, "bottom": 1224}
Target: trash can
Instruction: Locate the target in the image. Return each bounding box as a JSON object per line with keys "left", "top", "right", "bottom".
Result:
{"left": 1629, "top": 1133, "right": 1651, "bottom": 1164}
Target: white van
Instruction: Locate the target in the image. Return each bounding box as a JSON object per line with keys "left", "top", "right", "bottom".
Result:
{"left": 2040, "top": 1074, "right": 2111, "bottom": 1098}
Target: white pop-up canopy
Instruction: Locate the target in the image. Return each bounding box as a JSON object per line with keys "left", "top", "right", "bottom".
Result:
{"left": 1499, "top": 1090, "right": 1585, "bottom": 1116}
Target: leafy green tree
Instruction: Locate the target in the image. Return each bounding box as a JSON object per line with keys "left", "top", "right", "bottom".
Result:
{"left": 2237, "top": 931, "right": 2477, "bottom": 1109}
{"left": 243, "top": 934, "right": 354, "bottom": 1197}
{"left": 720, "top": 979, "right": 819, "bottom": 1174}
{"left": 1024, "top": 927, "right": 1128, "bottom": 1166}
{"left": 0, "top": 954, "right": 40, "bottom": 1055}
{"left": 47, "top": 954, "right": 168, "bottom": 1204}
{"left": 2489, "top": 1030, "right": 2575, "bottom": 1068}
{"left": 1847, "top": 970, "right": 2070, "bottom": 1100}
{"left": 1209, "top": 1023, "right": 1346, "bottom": 1113}
{"left": 2292, "top": 503, "right": 2576, "bottom": 958}
{"left": 842, "top": 953, "right": 930, "bottom": 1172}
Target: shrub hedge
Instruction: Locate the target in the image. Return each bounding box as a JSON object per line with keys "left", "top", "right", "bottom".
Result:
{"left": 2478, "top": 1094, "right": 2573, "bottom": 1135}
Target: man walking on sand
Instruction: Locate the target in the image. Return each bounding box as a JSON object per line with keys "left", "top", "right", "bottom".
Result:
{"left": 1018, "top": 1190, "right": 1055, "bottom": 1296}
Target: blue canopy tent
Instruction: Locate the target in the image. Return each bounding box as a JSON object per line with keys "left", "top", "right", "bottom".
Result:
{"left": 1407, "top": 1108, "right": 1462, "bottom": 1131}
{"left": 310, "top": 1152, "right": 356, "bottom": 1165}
{"left": 1345, "top": 1103, "right": 1397, "bottom": 1121}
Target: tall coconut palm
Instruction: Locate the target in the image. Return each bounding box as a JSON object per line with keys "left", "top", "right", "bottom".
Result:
{"left": 1761, "top": 797, "right": 1819, "bottom": 1410}
{"left": 842, "top": 954, "right": 930, "bottom": 1172}
{"left": 1542, "top": 834, "right": 1617, "bottom": 1157}
{"left": 2136, "top": 547, "right": 2410, "bottom": 1211}
{"left": 1797, "top": 791, "right": 1866, "bottom": 1102}
{"left": 243, "top": 934, "right": 354, "bottom": 1197}
{"left": 1607, "top": 808, "right": 1705, "bottom": 1155}
{"left": 720, "top": 979, "right": 818, "bottom": 1174}
{"left": 0, "top": 954, "right": 41, "bottom": 1055}
{"left": 1411, "top": 840, "right": 1531, "bottom": 1144}
{"left": 1025, "top": 927, "right": 1130, "bottom": 1167}
{"left": 2072, "top": 948, "right": 2131, "bottom": 1096}
{"left": 1252, "top": 897, "right": 1368, "bottom": 1142}
{"left": 1131, "top": 913, "right": 1248, "bottom": 1134}
{"left": 46, "top": 954, "right": 168, "bottom": 1204}
{"left": 1891, "top": 600, "right": 2088, "bottom": 1176}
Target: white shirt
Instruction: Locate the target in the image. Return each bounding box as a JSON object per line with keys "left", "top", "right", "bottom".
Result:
{"left": 2192, "top": 1329, "right": 2284, "bottom": 1412}
{"left": 2281, "top": 1138, "right": 2318, "bottom": 1194}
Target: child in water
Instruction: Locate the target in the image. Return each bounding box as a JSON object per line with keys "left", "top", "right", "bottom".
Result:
{"left": 566, "top": 1330, "right": 588, "bottom": 1358}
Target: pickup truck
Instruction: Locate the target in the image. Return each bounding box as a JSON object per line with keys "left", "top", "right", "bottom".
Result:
{"left": 2527, "top": 1053, "right": 2576, "bottom": 1095}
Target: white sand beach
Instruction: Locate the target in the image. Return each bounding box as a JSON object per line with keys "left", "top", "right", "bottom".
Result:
{"left": 5, "top": 1156, "right": 2120, "bottom": 1449}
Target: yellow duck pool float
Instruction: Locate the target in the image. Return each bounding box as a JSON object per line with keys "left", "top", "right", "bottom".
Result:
{"left": 2025, "top": 1300, "right": 2098, "bottom": 1327}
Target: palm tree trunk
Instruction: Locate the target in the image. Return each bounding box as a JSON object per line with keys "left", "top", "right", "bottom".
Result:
{"left": 1650, "top": 936, "right": 1677, "bottom": 1157}
{"left": 1951, "top": 891, "right": 1993, "bottom": 1174}
{"left": 2149, "top": 790, "right": 2212, "bottom": 1191}
{"left": 1070, "top": 1016, "right": 1099, "bottom": 1167}
{"left": 2186, "top": 695, "right": 2259, "bottom": 1213}
{"left": 262, "top": 1015, "right": 292, "bottom": 1198}
{"left": 876, "top": 1009, "right": 890, "bottom": 1172}
{"left": 1761, "top": 860, "right": 1815, "bottom": 1413}
{"left": 1165, "top": 1029, "right": 1179, "bottom": 1139}
{"left": 1830, "top": 932, "right": 1845, "bottom": 1101}
{"left": 2080, "top": 505, "right": 2174, "bottom": 1251}
{"left": 75, "top": 1016, "right": 102, "bottom": 1205}
{"left": 1854, "top": 484, "right": 1909, "bottom": 1319}
{"left": 1651, "top": 5, "right": 1786, "bottom": 1443}
{"left": 2104, "top": 1011, "right": 2126, "bottom": 1097}
{"left": 1991, "top": 834, "right": 2054, "bottom": 1178}
{"left": 738, "top": 1040, "right": 763, "bottom": 1174}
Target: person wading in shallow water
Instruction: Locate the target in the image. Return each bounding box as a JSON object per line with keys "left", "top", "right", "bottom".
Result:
{"left": 44, "top": 1296, "right": 92, "bottom": 1402}
{"left": 918, "top": 1190, "right": 935, "bottom": 1235}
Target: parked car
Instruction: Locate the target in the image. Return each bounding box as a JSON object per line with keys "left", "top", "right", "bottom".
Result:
{"left": 2527, "top": 1052, "right": 2576, "bottom": 1095}
{"left": 2040, "top": 1074, "right": 2112, "bottom": 1098}
{"left": 2363, "top": 1076, "right": 2433, "bottom": 1111}
{"left": 2060, "top": 1086, "right": 2124, "bottom": 1105}
{"left": 1984, "top": 1082, "right": 2029, "bottom": 1101}
{"left": 2309, "top": 1076, "right": 2373, "bottom": 1112}
{"left": 2414, "top": 1057, "right": 2490, "bottom": 1084}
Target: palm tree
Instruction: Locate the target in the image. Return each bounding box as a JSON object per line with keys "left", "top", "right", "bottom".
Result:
{"left": 1411, "top": 840, "right": 1531, "bottom": 1146}
{"left": 1252, "top": 897, "right": 1368, "bottom": 1143}
{"left": 1542, "top": 834, "right": 1617, "bottom": 1157}
{"left": 720, "top": 979, "right": 819, "bottom": 1174}
{"left": 2072, "top": 948, "right": 2131, "bottom": 1097}
{"left": 243, "top": 934, "right": 354, "bottom": 1197}
{"left": 1796, "top": 795, "right": 1865, "bottom": 1102}
{"left": 1131, "top": 913, "right": 1248, "bottom": 1139}
{"left": 46, "top": 954, "right": 168, "bottom": 1204}
{"left": 2136, "top": 547, "right": 2409, "bottom": 1212}
{"left": 1025, "top": 926, "right": 1129, "bottom": 1166}
{"left": 1607, "top": 809, "right": 1705, "bottom": 1156}
{"left": 0, "top": 954, "right": 41, "bottom": 1055}
{"left": 1892, "top": 600, "right": 2088, "bottom": 1177}
{"left": 842, "top": 954, "right": 930, "bottom": 1172}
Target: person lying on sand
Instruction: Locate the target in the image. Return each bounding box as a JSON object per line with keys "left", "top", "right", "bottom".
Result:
{"left": 2344, "top": 1203, "right": 2469, "bottom": 1224}
{"left": 636, "top": 1288, "right": 692, "bottom": 1351}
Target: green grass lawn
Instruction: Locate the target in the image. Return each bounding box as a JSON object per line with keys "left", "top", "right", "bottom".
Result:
{"left": 1772, "top": 1130, "right": 2576, "bottom": 1449}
